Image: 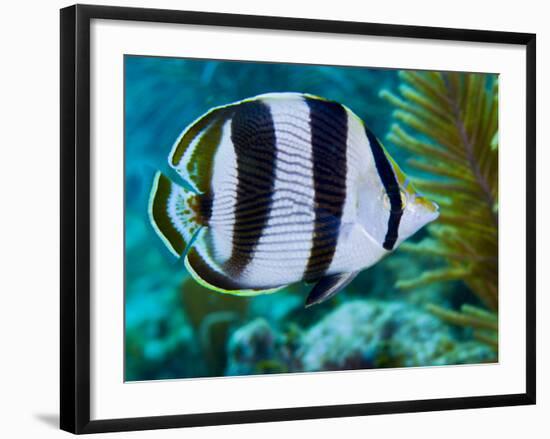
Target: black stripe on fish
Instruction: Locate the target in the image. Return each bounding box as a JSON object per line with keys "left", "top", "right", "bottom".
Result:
{"left": 187, "top": 247, "right": 248, "bottom": 291}
{"left": 200, "top": 191, "right": 213, "bottom": 224}
{"left": 224, "top": 100, "right": 277, "bottom": 277}
{"left": 303, "top": 98, "right": 348, "bottom": 282}
{"left": 365, "top": 127, "right": 403, "bottom": 250}
{"left": 214, "top": 194, "right": 312, "bottom": 219}
{"left": 225, "top": 223, "right": 320, "bottom": 244}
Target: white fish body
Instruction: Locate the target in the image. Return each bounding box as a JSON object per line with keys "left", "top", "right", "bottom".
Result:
{"left": 149, "top": 93, "right": 439, "bottom": 306}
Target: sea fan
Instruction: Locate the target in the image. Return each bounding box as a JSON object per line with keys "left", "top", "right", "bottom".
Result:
{"left": 380, "top": 71, "right": 498, "bottom": 341}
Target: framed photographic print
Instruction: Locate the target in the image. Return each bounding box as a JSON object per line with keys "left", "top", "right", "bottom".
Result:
{"left": 60, "top": 4, "right": 536, "bottom": 434}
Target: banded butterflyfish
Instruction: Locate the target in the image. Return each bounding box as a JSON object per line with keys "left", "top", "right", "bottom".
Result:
{"left": 149, "top": 93, "right": 439, "bottom": 307}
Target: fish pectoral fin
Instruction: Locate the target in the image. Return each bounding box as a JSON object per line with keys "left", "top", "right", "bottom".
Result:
{"left": 305, "top": 271, "right": 359, "bottom": 307}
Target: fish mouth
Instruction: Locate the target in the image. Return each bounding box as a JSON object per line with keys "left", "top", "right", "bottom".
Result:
{"left": 415, "top": 198, "right": 439, "bottom": 222}
{"left": 428, "top": 209, "right": 440, "bottom": 222}
{"left": 426, "top": 201, "right": 440, "bottom": 222}
{"left": 415, "top": 195, "right": 439, "bottom": 213}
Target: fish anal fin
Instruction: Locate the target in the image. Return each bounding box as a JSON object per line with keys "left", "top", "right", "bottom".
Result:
{"left": 305, "top": 271, "right": 359, "bottom": 307}
{"left": 185, "top": 245, "right": 283, "bottom": 297}
{"left": 185, "top": 230, "right": 283, "bottom": 297}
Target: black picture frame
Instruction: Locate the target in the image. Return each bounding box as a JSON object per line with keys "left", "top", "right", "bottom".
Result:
{"left": 60, "top": 4, "right": 536, "bottom": 434}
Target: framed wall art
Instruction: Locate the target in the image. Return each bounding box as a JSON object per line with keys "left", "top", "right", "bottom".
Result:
{"left": 60, "top": 4, "right": 536, "bottom": 434}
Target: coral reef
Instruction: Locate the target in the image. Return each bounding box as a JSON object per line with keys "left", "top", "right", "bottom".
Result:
{"left": 380, "top": 71, "right": 499, "bottom": 311}
{"left": 297, "top": 301, "right": 494, "bottom": 370}
{"left": 125, "top": 300, "right": 199, "bottom": 380}
{"left": 225, "top": 318, "right": 295, "bottom": 375}
{"left": 180, "top": 278, "right": 249, "bottom": 375}
{"left": 225, "top": 301, "right": 495, "bottom": 375}
{"left": 125, "top": 212, "right": 203, "bottom": 380}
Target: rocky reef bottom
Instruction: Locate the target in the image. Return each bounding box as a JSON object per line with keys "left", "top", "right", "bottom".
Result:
{"left": 226, "top": 300, "right": 495, "bottom": 376}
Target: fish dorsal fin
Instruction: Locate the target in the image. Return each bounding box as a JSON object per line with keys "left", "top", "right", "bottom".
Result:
{"left": 168, "top": 104, "right": 235, "bottom": 193}
{"left": 167, "top": 93, "right": 325, "bottom": 193}
{"left": 167, "top": 93, "right": 331, "bottom": 194}
{"left": 305, "top": 272, "right": 359, "bottom": 307}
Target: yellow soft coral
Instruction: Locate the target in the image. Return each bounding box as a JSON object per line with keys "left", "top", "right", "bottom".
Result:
{"left": 381, "top": 71, "right": 498, "bottom": 324}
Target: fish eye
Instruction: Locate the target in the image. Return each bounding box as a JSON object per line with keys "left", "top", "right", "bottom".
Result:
{"left": 382, "top": 190, "right": 408, "bottom": 211}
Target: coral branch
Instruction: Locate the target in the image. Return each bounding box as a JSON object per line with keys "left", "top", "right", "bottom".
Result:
{"left": 427, "top": 304, "right": 498, "bottom": 351}
{"left": 444, "top": 75, "right": 498, "bottom": 227}
{"left": 380, "top": 71, "right": 499, "bottom": 312}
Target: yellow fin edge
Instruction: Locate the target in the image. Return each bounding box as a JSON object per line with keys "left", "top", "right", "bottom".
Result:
{"left": 183, "top": 257, "right": 284, "bottom": 297}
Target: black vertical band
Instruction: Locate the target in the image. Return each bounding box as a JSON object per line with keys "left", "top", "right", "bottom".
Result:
{"left": 365, "top": 127, "right": 403, "bottom": 250}
{"left": 303, "top": 98, "right": 348, "bottom": 281}
{"left": 225, "top": 101, "right": 277, "bottom": 276}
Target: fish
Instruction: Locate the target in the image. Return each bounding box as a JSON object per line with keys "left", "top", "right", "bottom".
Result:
{"left": 149, "top": 92, "right": 439, "bottom": 307}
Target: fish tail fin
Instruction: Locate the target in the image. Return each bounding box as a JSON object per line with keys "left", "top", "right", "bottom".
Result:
{"left": 148, "top": 172, "right": 210, "bottom": 257}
